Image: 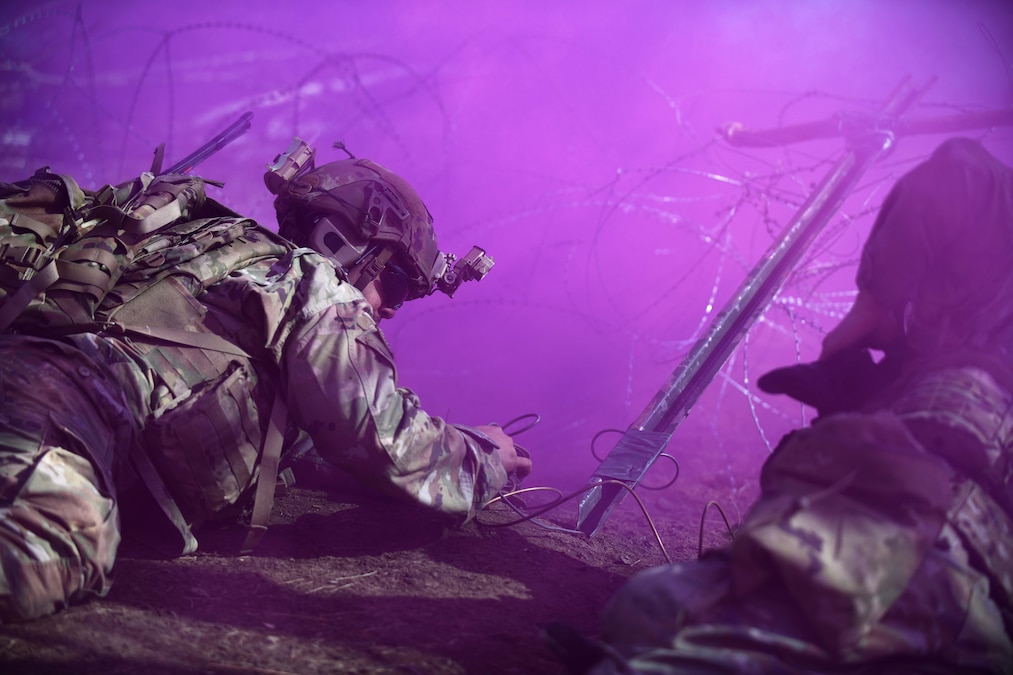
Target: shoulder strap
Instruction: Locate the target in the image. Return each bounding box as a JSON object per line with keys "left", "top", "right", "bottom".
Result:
{"left": 0, "top": 260, "right": 59, "bottom": 332}
{"left": 241, "top": 391, "right": 289, "bottom": 554}
{"left": 102, "top": 322, "right": 252, "bottom": 359}
{"left": 128, "top": 439, "right": 200, "bottom": 555}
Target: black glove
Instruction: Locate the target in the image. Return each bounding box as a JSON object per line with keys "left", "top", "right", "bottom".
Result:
{"left": 758, "top": 347, "right": 886, "bottom": 417}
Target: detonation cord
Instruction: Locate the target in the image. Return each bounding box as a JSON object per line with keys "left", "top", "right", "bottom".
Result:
{"left": 481, "top": 479, "right": 673, "bottom": 564}
{"left": 482, "top": 415, "right": 738, "bottom": 565}
{"left": 697, "top": 500, "right": 734, "bottom": 559}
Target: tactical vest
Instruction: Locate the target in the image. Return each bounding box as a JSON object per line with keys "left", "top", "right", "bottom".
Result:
{"left": 0, "top": 167, "right": 295, "bottom": 554}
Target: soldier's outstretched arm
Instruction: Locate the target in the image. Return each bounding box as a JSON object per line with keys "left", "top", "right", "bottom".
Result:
{"left": 473, "top": 424, "right": 531, "bottom": 479}
{"left": 279, "top": 258, "right": 512, "bottom": 520}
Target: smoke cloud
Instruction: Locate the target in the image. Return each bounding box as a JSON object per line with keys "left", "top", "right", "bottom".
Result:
{"left": 2, "top": 0, "right": 1011, "bottom": 511}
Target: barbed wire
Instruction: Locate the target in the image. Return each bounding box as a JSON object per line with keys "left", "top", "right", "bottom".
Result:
{"left": 2, "top": 1, "right": 1009, "bottom": 519}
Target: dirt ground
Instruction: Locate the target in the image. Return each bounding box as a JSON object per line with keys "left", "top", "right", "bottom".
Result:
{"left": 0, "top": 444, "right": 762, "bottom": 675}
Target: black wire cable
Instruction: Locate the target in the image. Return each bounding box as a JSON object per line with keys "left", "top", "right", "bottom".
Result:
{"left": 639, "top": 453, "right": 680, "bottom": 490}
{"left": 483, "top": 416, "right": 740, "bottom": 566}
{"left": 697, "top": 500, "right": 734, "bottom": 558}
{"left": 481, "top": 480, "right": 674, "bottom": 564}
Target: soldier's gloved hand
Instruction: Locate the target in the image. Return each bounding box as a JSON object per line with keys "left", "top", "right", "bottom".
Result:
{"left": 475, "top": 424, "right": 532, "bottom": 480}
{"left": 757, "top": 346, "right": 882, "bottom": 417}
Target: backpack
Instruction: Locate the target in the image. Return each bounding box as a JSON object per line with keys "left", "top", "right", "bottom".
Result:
{"left": 0, "top": 166, "right": 295, "bottom": 554}
{"left": 0, "top": 166, "right": 289, "bottom": 333}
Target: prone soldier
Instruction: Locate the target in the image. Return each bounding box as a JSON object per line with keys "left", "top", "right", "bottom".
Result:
{"left": 0, "top": 136, "right": 531, "bottom": 622}
{"left": 556, "top": 137, "right": 1013, "bottom": 674}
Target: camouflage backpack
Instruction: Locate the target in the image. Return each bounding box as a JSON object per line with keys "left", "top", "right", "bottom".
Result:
{"left": 0, "top": 166, "right": 295, "bottom": 554}
{"left": 0, "top": 166, "right": 292, "bottom": 333}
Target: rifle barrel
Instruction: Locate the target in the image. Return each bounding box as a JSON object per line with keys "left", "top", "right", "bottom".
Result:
{"left": 164, "top": 112, "right": 254, "bottom": 175}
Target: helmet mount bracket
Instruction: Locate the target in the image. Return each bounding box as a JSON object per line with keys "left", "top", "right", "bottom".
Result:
{"left": 267, "top": 137, "right": 495, "bottom": 302}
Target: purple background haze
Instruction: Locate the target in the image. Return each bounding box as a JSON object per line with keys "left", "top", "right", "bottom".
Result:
{"left": 2, "top": 0, "right": 1012, "bottom": 519}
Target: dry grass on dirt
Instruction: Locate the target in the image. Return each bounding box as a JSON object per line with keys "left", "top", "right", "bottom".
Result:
{"left": 0, "top": 446, "right": 760, "bottom": 675}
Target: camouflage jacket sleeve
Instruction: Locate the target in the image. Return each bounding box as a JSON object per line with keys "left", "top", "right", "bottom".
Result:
{"left": 266, "top": 249, "right": 509, "bottom": 520}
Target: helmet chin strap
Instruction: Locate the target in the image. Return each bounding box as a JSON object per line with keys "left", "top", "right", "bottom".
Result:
{"left": 348, "top": 247, "right": 393, "bottom": 291}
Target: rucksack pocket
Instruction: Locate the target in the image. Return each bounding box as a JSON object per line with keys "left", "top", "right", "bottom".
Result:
{"left": 143, "top": 361, "right": 263, "bottom": 524}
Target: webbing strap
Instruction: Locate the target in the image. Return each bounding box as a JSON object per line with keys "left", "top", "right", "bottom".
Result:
{"left": 82, "top": 200, "right": 183, "bottom": 236}
{"left": 51, "top": 259, "right": 114, "bottom": 300}
{"left": 112, "top": 323, "right": 251, "bottom": 359}
{"left": 351, "top": 247, "right": 393, "bottom": 290}
{"left": 81, "top": 176, "right": 196, "bottom": 238}
{"left": 240, "top": 390, "right": 288, "bottom": 554}
{"left": 0, "top": 259, "right": 59, "bottom": 331}
{"left": 128, "top": 440, "right": 199, "bottom": 555}
{"left": 135, "top": 199, "right": 183, "bottom": 234}
{"left": 62, "top": 246, "right": 120, "bottom": 270}
{"left": 9, "top": 211, "right": 60, "bottom": 240}
{"left": 51, "top": 171, "right": 87, "bottom": 212}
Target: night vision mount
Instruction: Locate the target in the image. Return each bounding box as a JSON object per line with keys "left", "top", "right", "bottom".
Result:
{"left": 436, "top": 245, "right": 494, "bottom": 298}
{"left": 265, "top": 137, "right": 494, "bottom": 299}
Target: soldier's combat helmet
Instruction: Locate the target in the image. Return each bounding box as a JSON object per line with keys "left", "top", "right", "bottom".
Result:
{"left": 266, "top": 138, "right": 494, "bottom": 303}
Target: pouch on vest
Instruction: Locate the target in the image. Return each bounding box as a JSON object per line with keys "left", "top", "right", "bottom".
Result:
{"left": 0, "top": 169, "right": 220, "bottom": 334}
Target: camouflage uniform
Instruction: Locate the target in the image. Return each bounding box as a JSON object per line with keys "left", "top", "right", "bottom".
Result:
{"left": 589, "top": 139, "right": 1013, "bottom": 674}
{"left": 0, "top": 220, "right": 509, "bottom": 622}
